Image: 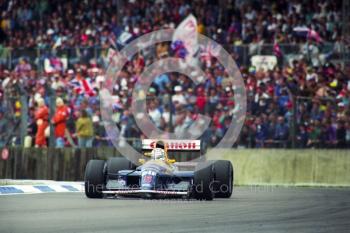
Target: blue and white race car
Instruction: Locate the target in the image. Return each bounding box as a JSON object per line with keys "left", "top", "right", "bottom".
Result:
{"left": 84, "top": 139, "right": 233, "bottom": 200}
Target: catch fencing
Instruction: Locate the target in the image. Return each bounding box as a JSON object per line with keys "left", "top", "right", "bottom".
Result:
{"left": 1, "top": 43, "right": 349, "bottom": 71}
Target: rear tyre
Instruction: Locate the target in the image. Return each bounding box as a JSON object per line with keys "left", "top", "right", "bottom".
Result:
{"left": 212, "top": 160, "right": 234, "bottom": 198}
{"left": 193, "top": 161, "right": 215, "bottom": 200}
{"left": 84, "top": 160, "right": 106, "bottom": 198}
{"left": 106, "top": 157, "right": 136, "bottom": 179}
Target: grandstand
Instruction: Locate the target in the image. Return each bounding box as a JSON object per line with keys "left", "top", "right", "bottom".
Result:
{"left": 0, "top": 0, "right": 349, "bottom": 149}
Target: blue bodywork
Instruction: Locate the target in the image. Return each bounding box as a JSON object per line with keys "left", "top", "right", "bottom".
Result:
{"left": 105, "top": 160, "right": 194, "bottom": 197}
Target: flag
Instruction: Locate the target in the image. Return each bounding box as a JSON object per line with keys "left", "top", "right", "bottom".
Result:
{"left": 273, "top": 41, "right": 282, "bottom": 57}
{"left": 117, "top": 31, "right": 133, "bottom": 46}
{"left": 307, "top": 29, "right": 322, "bottom": 43}
{"left": 293, "top": 26, "right": 322, "bottom": 43}
{"left": 171, "top": 40, "right": 188, "bottom": 59}
{"left": 200, "top": 42, "right": 221, "bottom": 67}
{"left": 172, "top": 14, "right": 198, "bottom": 64}
{"left": 70, "top": 78, "right": 96, "bottom": 97}
{"left": 108, "top": 33, "right": 118, "bottom": 49}
{"left": 105, "top": 48, "right": 119, "bottom": 68}
{"left": 108, "top": 29, "right": 133, "bottom": 49}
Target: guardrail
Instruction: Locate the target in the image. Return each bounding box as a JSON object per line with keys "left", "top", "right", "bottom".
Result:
{"left": 0, "top": 147, "right": 119, "bottom": 181}
{"left": 211, "top": 149, "right": 350, "bottom": 187}
{"left": 0, "top": 147, "right": 200, "bottom": 180}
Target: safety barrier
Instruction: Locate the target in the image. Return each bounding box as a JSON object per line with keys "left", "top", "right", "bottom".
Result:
{"left": 0, "top": 147, "right": 199, "bottom": 180}
{"left": 0, "top": 147, "right": 120, "bottom": 181}
{"left": 1, "top": 148, "right": 349, "bottom": 186}
{"left": 211, "top": 149, "right": 350, "bottom": 186}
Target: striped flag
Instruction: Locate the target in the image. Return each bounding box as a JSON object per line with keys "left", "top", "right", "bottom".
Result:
{"left": 70, "top": 78, "right": 96, "bottom": 97}
{"left": 293, "top": 26, "right": 322, "bottom": 43}
{"left": 307, "top": 29, "right": 322, "bottom": 43}
{"left": 200, "top": 42, "right": 221, "bottom": 67}
{"left": 172, "top": 14, "right": 198, "bottom": 64}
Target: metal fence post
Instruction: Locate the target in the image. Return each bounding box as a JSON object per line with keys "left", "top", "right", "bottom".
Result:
{"left": 37, "top": 48, "right": 41, "bottom": 72}
{"left": 286, "top": 87, "right": 297, "bottom": 148}
{"left": 9, "top": 48, "right": 12, "bottom": 70}
{"left": 48, "top": 90, "right": 56, "bottom": 147}
{"left": 20, "top": 95, "right": 28, "bottom": 146}
{"left": 291, "top": 96, "right": 297, "bottom": 148}
{"left": 168, "top": 93, "right": 173, "bottom": 132}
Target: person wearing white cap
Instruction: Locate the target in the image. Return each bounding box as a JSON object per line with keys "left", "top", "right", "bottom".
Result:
{"left": 67, "top": 69, "right": 75, "bottom": 81}
{"left": 172, "top": 85, "right": 187, "bottom": 106}
{"left": 337, "top": 102, "right": 347, "bottom": 120}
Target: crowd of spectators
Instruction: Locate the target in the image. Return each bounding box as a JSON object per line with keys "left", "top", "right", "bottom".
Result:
{"left": 0, "top": 0, "right": 345, "bottom": 48}
{"left": 0, "top": 0, "right": 349, "bottom": 149}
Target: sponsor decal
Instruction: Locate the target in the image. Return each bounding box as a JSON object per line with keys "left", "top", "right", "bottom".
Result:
{"left": 143, "top": 175, "right": 153, "bottom": 184}
{"left": 149, "top": 141, "right": 198, "bottom": 150}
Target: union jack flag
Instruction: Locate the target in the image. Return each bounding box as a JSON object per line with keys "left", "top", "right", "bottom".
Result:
{"left": 70, "top": 78, "right": 96, "bottom": 97}
{"left": 200, "top": 42, "right": 220, "bottom": 67}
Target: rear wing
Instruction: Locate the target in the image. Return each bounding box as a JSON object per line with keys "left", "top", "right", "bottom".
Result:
{"left": 141, "top": 139, "right": 200, "bottom": 151}
{"left": 141, "top": 139, "right": 204, "bottom": 162}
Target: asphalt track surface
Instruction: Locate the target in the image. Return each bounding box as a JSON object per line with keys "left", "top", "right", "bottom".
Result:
{"left": 0, "top": 187, "right": 349, "bottom": 233}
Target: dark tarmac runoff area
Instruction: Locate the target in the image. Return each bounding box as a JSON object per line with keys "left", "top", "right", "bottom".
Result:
{"left": 0, "top": 187, "right": 349, "bottom": 233}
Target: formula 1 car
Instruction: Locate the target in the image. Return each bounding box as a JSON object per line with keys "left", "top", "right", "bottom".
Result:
{"left": 84, "top": 139, "right": 233, "bottom": 200}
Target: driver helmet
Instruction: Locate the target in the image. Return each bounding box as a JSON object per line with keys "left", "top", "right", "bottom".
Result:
{"left": 152, "top": 141, "right": 166, "bottom": 160}
{"left": 152, "top": 148, "right": 165, "bottom": 160}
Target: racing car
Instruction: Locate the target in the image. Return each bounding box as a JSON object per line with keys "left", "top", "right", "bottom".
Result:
{"left": 84, "top": 139, "right": 233, "bottom": 200}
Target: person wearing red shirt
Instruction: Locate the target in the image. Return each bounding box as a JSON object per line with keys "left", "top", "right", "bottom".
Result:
{"left": 34, "top": 98, "right": 49, "bottom": 147}
{"left": 51, "top": 97, "right": 69, "bottom": 148}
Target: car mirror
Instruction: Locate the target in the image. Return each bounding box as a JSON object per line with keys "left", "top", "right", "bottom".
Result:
{"left": 138, "top": 159, "right": 146, "bottom": 164}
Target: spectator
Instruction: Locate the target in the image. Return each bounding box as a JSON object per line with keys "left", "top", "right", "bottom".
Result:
{"left": 14, "top": 58, "right": 31, "bottom": 74}
{"left": 307, "top": 120, "right": 321, "bottom": 148}
{"left": 92, "top": 115, "right": 109, "bottom": 147}
{"left": 296, "top": 125, "right": 308, "bottom": 148}
{"left": 148, "top": 101, "right": 162, "bottom": 128}
{"left": 337, "top": 121, "right": 347, "bottom": 148}
{"left": 253, "top": 117, "right": 267, "bottom": 148}
{"left": 51, "top": 97, "right": 68, "bottom": 148}
{"left": 325, "top": 119, "right": 338, "bottom": 148}
{"left": 34, "top": 98, "right": 49, "bottom": 148}
{"left": 75, "top": 110, "right": 94, "bottom": 148}
{"left": 172, "top": 85, "right": 187, "bottom": 107}
{"left": 274, "top": 116, "right": 289, "bottom": 146}
{"left": 345, "top": 121, "right": 350, "bottom": 148}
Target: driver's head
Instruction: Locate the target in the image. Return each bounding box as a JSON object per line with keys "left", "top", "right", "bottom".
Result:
{"left": 151, "top": 141, "right": 166, "bottom": 160}
{"left": 155, "top": 141, "right": 165, "bottom": 149}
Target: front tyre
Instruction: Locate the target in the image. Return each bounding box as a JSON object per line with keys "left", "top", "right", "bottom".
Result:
{"left": 213, "top": 160, "right": 233, "bottom": 198}
{"left": 84, "top": 160, "right": 106, "bottom": 198}
{"left": 193, "top": 161, "right": 215, "bottom": 200}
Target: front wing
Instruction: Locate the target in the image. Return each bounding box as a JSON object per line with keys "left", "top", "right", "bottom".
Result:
{"left": 104, "top": 170, "right": 194, "bottom": 197}
{"left": 102, "top": 189, "right": 188, "bottom": 195}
